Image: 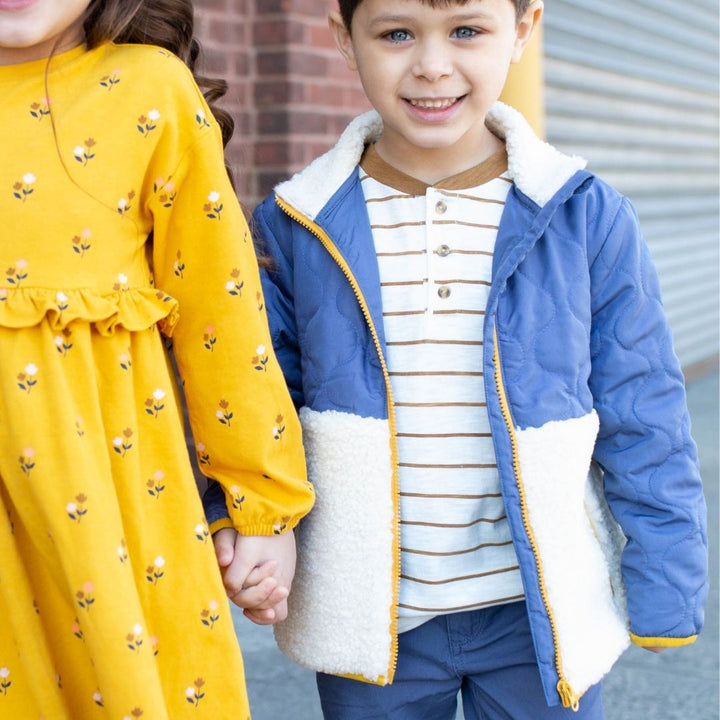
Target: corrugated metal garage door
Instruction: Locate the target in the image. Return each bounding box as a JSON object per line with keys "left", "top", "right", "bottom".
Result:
{"left": 543, "top": 0, "right": 719, "bottom": 369}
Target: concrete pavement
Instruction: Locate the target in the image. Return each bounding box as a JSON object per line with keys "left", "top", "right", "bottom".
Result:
{"left": 232, "top": 371, "right": 719, "bottom": 720}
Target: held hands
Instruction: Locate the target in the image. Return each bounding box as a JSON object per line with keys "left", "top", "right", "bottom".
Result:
{"left": 213, "top": 528, "right": 296, "bottom": 625}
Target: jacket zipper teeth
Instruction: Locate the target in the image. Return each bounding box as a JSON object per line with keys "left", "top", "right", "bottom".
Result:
{"left": 276, "top": 196, "right": 401, "bottom": 683}
{"left": 492, "top": 325, "right": 580, "bottom": 712}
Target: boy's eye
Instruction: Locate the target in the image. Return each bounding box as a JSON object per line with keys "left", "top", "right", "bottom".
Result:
{"left": 452, "top": 26, "right": 478, "bottom": 39}
{"left": 385, "top": 29, "right": 412, "bottom": 43}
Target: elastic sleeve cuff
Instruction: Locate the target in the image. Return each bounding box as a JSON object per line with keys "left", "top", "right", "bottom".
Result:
{"left": 630, "top": 633, "right": 698, "bottom": 648}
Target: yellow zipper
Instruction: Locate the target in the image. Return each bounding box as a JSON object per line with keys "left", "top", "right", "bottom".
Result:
{"left": 276, "top": 196, "right": 401, "bottom": 684}
{"left": 492, "top": 325, "right": 580, "bottom": 711}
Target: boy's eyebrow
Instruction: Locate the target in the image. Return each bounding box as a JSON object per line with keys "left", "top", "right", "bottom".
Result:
{"left": 367, "top": 11, "right": 494, "bottom": 29}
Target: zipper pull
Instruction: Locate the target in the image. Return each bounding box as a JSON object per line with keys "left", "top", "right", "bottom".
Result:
{"left": 556, "top": 680, "right": 580, "bottom": 711}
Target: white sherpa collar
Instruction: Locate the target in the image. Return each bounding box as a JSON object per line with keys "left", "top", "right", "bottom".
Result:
{"left": 274, "top": 101, "right": 587, "bottom": 221}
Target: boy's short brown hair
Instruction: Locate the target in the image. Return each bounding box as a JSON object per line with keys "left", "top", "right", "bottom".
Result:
{"left": 337, "top": 0, "right": 532, "bottom": 31}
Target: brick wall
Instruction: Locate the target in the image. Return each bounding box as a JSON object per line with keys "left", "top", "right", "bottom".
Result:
{"left": 194, "top": 0, "right": 369, "bottom": 207}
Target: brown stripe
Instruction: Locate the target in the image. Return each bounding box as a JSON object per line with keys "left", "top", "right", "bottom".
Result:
{"left": 401, "top": 516, "right": 506, "bottom": 528}
{"left": 399, "top": 593, "right": 525, "bottom": 613}
{"left": 381, "top": 280, "right": 425, "bottom": 287}
{"left": 394, "top": 401, "right": 487, "bottom": 407}
{"left": 431, "top": 220, "right": 499, "bottom": 230}
{"left": 365, "top": 192, "right": 413, "bottom": 203}
{"left": 388, "top": 371, "right": 483, "bottom": 377}
{"left": 371, "top": 221, "right": 425, "bottom": 229}
{"left": 398, "top": 462, "right": 496, "bottom": 469}
{"left": 396, "top": 432, "right": 491, "bottom": 438}
{"left": 400, "top": 492, "right": 502, "bottom": 499}
{"left": 386, "top": 339, "right": 482, "bottom": 346}
{"left": 402, "top": 540, "right": 514, "bottom": 557}
{"left": 401, "top": 565, "right": 520, "bottom": 585}
{"left": 433, "top": 278, "right": 491, "bottom": 286}
{"left": 376, "top": 250, "right": 425, "bottom": 257}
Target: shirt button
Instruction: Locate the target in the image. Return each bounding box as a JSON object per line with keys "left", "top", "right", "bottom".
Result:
{"left": 437, "top": 244, "right": 451, "bottom": 257}
{"left": 435, "top": 200, "right": 447, "bottom": 214}
{"left": 438, "top": 286, "right": 451, "bottom": 299}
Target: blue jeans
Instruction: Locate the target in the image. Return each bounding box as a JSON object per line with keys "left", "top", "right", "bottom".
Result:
{"left": 316, "top": 602, "right": 603, "bottom": 720}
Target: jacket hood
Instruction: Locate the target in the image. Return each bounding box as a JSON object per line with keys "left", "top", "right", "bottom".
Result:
{"left": 274, "top": 101, "right": 587, "bottom": 221}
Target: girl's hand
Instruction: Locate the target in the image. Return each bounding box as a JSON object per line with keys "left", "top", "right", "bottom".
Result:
{"left": 213, "top": 528, "right": 296, "bottom": 625}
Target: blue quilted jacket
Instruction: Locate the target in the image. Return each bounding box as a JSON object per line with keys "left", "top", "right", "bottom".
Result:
{"left": 207, "top": 104, "right": 707, "bottom": 709}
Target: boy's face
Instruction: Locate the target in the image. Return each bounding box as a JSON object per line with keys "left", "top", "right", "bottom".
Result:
{"left": 330, "top": 0, "right": 541, "bottom": 177}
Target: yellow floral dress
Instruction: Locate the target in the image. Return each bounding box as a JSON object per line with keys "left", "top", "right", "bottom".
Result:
{"left": 0, "top": 42, "right": 313, "bottom": 719}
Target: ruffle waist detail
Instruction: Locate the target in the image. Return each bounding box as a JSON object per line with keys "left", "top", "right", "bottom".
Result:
{"left": 0, "top": 287, "right": 180, "bottom": 336}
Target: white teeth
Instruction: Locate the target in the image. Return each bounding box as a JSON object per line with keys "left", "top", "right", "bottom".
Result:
{"left": 408, "top": 98, "right": 457, "bottom": 109}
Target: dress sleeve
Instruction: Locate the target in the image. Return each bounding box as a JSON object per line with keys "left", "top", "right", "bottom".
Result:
{"left": 147, "top": 104, "right": 313, "bottom": 536}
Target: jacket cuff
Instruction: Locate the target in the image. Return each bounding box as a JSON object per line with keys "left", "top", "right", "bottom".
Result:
{"left": 630, "top": 633, "right": 698, "bottom": 648}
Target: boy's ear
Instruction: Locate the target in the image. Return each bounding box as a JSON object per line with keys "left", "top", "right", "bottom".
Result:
{"left": 328, "top": 10, "right": 358, "bottom": 72}
{"left": 511, "top": 0, "right": 543, "bottom": 64}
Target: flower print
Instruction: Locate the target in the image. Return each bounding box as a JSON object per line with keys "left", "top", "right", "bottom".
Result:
{"left": 54, "top": 329, "right": 73, "bottom": 357}
{"left": 29, "top": 98, "right": 51, "bottom": 119}
{"left": 137, "top": 109, "right": 160, "bottom": 137}
{"left": 195, "top": 108, "right": 210, "bottom": 128}
{"left": 252, "top": 345, "right": 269, "bottom": 372}
{"left": 0, "top": 667, "right": 11, "bottom": 696}
{"left": 124, "top": 708, "right": 144, "bottom": 719}
{"left": 229, "top": 485, "right": 245, "bottom": 511}
{"left": 203, "top": 325, "right": 216, "bottom": 352}
{"left": 146, "top": 470, "right": 166, "bottom": 499}
{"left": 185, "top": 678, "right": 206, "bottom": 707}
{"left": 204, "top": 190, "right": 223, "bottom": 220}
{"left": 194, "top": 521, "right": 209, "bottom": 543}
{"left": 118, "top": 538, "right": 128, "bottom": 563}
{"left": 116, "top": 191, "right": 135, "bottom": 216}
{"left": 0, "top": 288, "right": 7, "bottom": 302}
{"left": 112, "top": 428, "right": 134, "bottom": 457}
{"left": 196, "top": 442, "right": 210, "bottom": 467}
{"left": 76, "top": 582, "right": 95, "bottom": 611}
{"left": 16, "top": 363, "right": 38, "bottom": 393}
{"left": 76, "top": 417, "right": 84, "bottom": 437}
{"left": 226, "top": 268, "right": 243, "bottom": 297}
{"left": 66, "top": 493, "right": 88, "bottom": 522}
{"left": 119, "top": 350, "right": 132, "bottom": 370}
{"left": 113, "top": 273, "right": 129, "bottom": 291}
{"left": 200, "top": 600, "right": 220, "bottom": 629}
{"left": 72, "top": 620, "right": 84, "bottom": 641}
{"left": 18, "top": 447, "right": 35, "bottom": 476}
{"left": 93, "top": 691, "right": 103, "bottom": 707}
{"left": 154, "top": 177, "right": 176, "bottom": 208}
{"left": 150, "top": 635, "right": 159, "bottom": 656}
{"left": 72, "top": 229, "right": 92, "bottom": 257}
{"left": 256, "top": 290, "right": 264, "bottom": 312}
{"left": 173, "top": 250, "right": 184, "bottom": 279}
{"left": 73, "top": 139, "right": 96, "bottom": 166}
{"left": 144, "top": 388, "right": 166, "bottom": 418}
{"left": 216, "top": 399, "right": 233, "bottom": 426}
{"left": 126, "top": 623, "right": 144, "bottom": 652}
{"left": 273, "top": 517, "right": 290, "bottom": 535}
{"left": 99, "top": 68, "right": 121, "bottom": 89}
{"left": 6, "top": 258, "right": 29, "bottom": 286}
{"left": 272, "top": 414, "right": 286, "bottom": 441}
{"left": 145, "top": 556, "right": 165, "bottom": 585}
{"left": 13, "top": 173, "right": 36, "bottom": 202}
{"left": 55, "top": 291, "right": 69, "bottom": 319}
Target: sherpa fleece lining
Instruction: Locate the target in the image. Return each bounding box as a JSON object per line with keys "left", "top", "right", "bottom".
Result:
{"left": 274, "top": 101, "right": 587, "bottom": 222}
{"left": 274, "top": 407, "right": 396, "bottom": 682}
{"left": 515, "top": 410, "right": 630, "bottom": 695}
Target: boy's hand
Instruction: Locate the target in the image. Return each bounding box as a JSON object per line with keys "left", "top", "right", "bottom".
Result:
{"left": 213, "top": 528, "right": 296, "bottom": 625}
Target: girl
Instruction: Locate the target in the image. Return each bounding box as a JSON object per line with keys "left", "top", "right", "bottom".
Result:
{"left": 0, "top": 1, "right": 314, "bottom": 718}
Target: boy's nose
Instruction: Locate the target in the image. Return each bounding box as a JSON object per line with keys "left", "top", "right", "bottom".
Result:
{"left": 412, "top": 41, "right": 453, "bottom": 82}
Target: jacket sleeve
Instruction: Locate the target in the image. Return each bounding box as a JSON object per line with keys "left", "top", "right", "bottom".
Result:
{"left": 587, "top": 193, "right": 708, "bottom": 646}
{"left": 252, "top": 197, "right": 305, "bottom": 408}
{"left": 149, "top": 96, "right": 313, "bottom": 537}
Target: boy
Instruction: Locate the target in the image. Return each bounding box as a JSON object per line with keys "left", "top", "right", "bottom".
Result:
{"left": 208, "top": 1, "right": 708, "bottom": 717}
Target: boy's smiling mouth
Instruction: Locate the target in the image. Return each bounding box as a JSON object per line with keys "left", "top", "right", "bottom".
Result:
{"left": 407, "top": 97, "right": 461, "bottom": 109}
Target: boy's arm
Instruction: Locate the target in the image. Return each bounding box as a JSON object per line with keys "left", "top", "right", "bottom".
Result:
{"left": 588, "top": 195, "right": 708, "bottom": 647}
